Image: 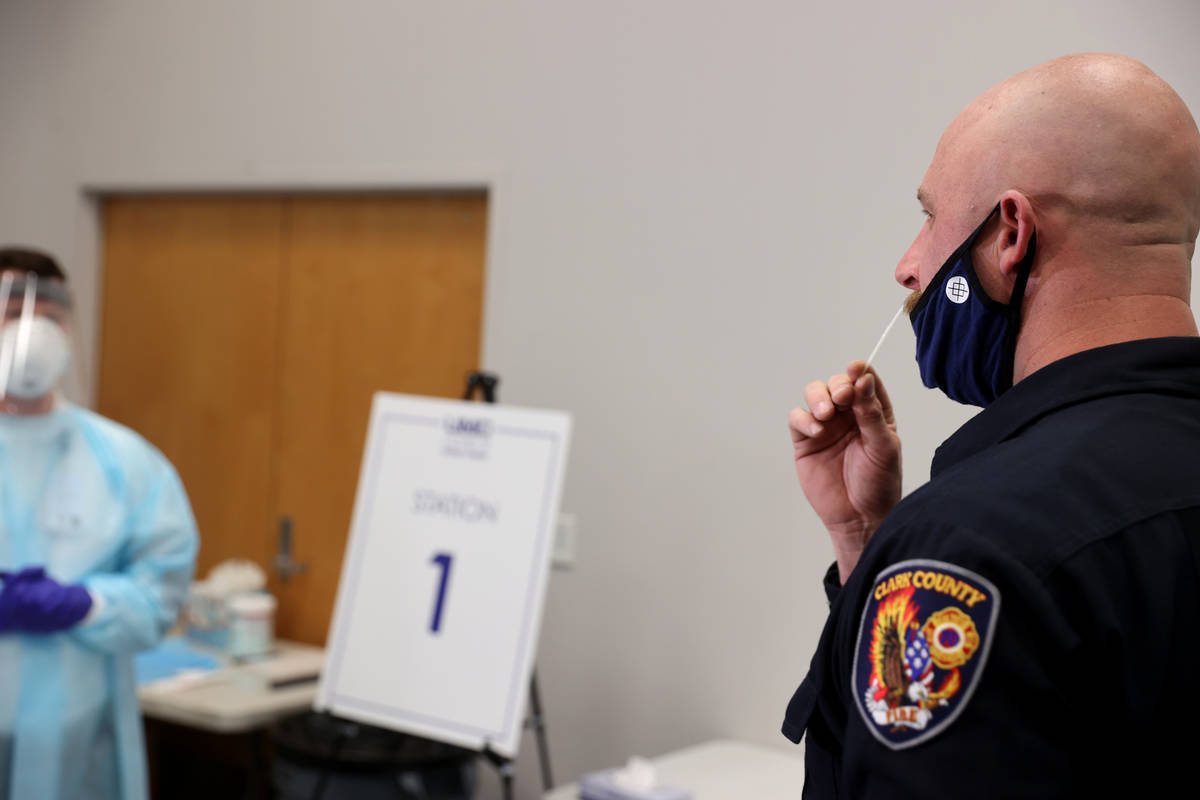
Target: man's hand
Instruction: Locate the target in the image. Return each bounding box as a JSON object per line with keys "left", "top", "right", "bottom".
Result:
{"left": 788, "top": 361, "right": 901, "bottom": 583}
{"left": 0, "top": 566, "right": 93, "bottom": 633}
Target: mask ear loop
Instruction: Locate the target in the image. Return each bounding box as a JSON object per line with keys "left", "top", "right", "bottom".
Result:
{"left": 0, "top": 273, "right": 15, "bottom": 400}
{"left": 12, "top": 273, "right": 38, "bottom": 389}
{"left": 998, "top": 229, "right": 1037, "bottom": 392}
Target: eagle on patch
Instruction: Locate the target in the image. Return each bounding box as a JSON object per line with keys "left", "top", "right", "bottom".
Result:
{"left": 871, "top": 587, "right": 922, "bottom": 706}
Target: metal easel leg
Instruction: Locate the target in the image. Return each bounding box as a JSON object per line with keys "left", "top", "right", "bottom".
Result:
{"left": 528, "top": 671, "right": 555, "bottom": 791}
{"left": 465, "top": 374, "right": 555, "bottom": 798}
{"left": 482, "top": 744, "right": 516, "bottom": 800}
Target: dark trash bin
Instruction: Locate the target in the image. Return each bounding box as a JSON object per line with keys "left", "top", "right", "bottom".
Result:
{"left": 271, "top": 712, "right": 477, "bottom": 800}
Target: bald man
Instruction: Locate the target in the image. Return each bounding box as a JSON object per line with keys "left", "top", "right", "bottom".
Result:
{"left": 782, "top": 54, "right": 1200, "bottom": 797}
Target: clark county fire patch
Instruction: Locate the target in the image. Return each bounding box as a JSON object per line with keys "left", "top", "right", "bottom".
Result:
{"left": 852, "top": 559, "right": 1000, "bottom": 750}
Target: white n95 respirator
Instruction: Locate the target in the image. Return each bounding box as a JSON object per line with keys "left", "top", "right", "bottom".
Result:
{"left": 0, "top": 316, "right": 72, "bottom": 398}
{"left": 0, "top": 270, "right": 75, "bottom": 402}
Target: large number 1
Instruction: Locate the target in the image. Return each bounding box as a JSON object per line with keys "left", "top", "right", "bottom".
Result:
{"left": 429, "top": 553, "right": 453, "bottom": 634}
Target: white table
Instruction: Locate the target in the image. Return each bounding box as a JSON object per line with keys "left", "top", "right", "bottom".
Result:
{"left": 544, "top": 739, "right": 805, "bottom": 800}
{"left": 138, "top": 640, "right": 324, "bottom": 734}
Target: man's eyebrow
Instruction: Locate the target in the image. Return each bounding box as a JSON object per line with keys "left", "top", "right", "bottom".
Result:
{"left": 916, "top": 187, "right": 931, "bottom": 209}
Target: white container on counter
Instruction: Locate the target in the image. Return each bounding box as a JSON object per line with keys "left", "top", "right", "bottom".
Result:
{"left": 227, "top": 593, "right": 276, "bottom": 659}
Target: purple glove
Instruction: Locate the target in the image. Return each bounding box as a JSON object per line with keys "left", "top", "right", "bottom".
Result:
{"left": 0, "top": 566, "right": 93, "bottom": 633}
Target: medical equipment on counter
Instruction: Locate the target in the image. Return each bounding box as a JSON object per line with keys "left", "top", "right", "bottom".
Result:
{"left": 185, "top": 559, "right": 274, "bottom": 655}
{"left": 228, "top": 592, "right": 276, "bottom": 658}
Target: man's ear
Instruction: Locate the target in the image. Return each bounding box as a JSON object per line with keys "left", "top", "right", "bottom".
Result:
{"left": 996, "top": 191, "right": 1036, "bottom": 279}
{"left": 973, "top": 191, "right": 1036, "bottom": 303}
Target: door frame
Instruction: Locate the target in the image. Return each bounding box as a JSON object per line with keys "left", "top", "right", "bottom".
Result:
{"left": 71, "top": 166, "right": 508, "bottom": 407}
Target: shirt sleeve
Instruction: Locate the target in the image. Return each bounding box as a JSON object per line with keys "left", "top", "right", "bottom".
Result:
{"left": 72, "top": 460, "right": 198, "bottom": 654}
{"left": 826, "top": 534, "right": 1090, "bottom": 798}
{"left": 822, "top": 561, "right": 841, "bottom": 606}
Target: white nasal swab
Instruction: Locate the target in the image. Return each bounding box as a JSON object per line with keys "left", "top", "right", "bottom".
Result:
{"left": 864, "top": 302, "right": 907, "bottom": 371}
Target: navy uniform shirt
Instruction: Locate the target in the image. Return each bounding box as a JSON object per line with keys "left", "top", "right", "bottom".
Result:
{"left": 783, "top": 337, "right": 1200, "bottom": 798}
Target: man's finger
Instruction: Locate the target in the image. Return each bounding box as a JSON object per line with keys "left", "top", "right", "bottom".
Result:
{"left": 873, "top": 369, "right": 897, "bottom": 427}
{"left": 829, "top": 373, "right": 854, "bottom": 408}
{"left": 850, "top": 360, "right": 896, "bottom": 428}
{"left": 788, "top": 407, "right": 824, "bottom": 442}
{"left": 804, "top": 380, "right": 836, "bottom": 421}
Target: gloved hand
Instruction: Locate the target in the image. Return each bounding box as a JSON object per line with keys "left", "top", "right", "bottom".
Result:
{"left": 0, "top": 566, "right": 93, "bottom": 633}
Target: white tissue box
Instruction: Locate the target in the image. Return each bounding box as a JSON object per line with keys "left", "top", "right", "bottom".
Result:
{"left": 578, "top": 769, "right": 692, "bottom": 800}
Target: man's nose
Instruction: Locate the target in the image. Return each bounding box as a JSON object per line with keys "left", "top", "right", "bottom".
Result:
{"left": 895, "top": 231, "right": 923, "bottom": 290}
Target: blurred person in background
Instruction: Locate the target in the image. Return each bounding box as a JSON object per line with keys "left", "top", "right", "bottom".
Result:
{"left": 0, "top": 247, "right": 199, "bottom": 800}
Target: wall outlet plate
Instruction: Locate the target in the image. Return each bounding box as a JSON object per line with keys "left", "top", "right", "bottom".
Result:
{"left": 552, "top": 512, "right": 577, "bottom": 569}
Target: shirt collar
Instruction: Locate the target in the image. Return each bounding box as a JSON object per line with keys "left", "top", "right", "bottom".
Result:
{"left": 932, "top": 337, "right": 1200, "bottom": 476}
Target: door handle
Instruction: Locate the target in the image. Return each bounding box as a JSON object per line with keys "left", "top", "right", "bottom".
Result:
{"left": 273, "top": 515, "right": 308, "bottom": 583}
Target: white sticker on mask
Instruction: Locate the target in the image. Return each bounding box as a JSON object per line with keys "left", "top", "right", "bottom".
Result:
{"left": 945, "top": 276, "right": 970, "bottom": 304}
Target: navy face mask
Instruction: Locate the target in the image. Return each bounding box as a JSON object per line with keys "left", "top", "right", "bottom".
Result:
{"left": 908, "top": 205, "right": 1037, "bottom": 407}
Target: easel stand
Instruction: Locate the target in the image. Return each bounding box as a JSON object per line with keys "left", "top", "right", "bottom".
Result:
{"left": 464, "top": 371, "right": 556, "bottom": 800}
{"left": 482, "top": 671, "right": 554, "bottom": 800}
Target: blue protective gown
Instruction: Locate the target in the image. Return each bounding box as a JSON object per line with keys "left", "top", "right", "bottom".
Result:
{"left": 0, "top": 404, "right": 199, "bottom": 800}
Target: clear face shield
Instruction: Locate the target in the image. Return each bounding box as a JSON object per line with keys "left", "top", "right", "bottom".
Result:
{"left": 0, "top": 272, "right": 73, "bottom": 407}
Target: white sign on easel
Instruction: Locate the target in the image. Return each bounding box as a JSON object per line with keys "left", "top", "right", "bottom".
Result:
{"left": 315, "top": 392, "right": 572, "bottom": 757}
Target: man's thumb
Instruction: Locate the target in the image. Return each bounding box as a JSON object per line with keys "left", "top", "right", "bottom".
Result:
{"left": 851, "top": 373, "right": 889, "bottom": 447}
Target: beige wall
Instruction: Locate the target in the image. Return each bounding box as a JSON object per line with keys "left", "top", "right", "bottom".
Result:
{"left": 2, "top": 1, "right": 1198, "bottom": 796}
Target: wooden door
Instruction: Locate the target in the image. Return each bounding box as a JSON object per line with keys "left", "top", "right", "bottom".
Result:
{"left": 99, "top": 196, "right": 286, "bottom": 576}
{"left": 271, "top": 195, "right": 488, "bottom": 643}
{"left": 98, "top": 192, "right": 488, "bottom": 645}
